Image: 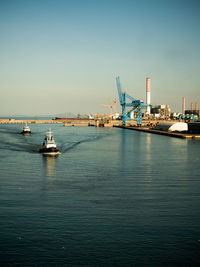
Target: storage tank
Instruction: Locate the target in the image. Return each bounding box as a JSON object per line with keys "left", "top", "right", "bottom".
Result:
{"left": 155, "top": 122, "right": 188, "bottom": 132}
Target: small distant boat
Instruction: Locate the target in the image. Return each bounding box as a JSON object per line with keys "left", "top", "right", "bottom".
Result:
{"left": 21, "top": 123, "right": 31, "bottom": 135}
{"left": 39, "top": 129, "right": 60, "bottom": 155}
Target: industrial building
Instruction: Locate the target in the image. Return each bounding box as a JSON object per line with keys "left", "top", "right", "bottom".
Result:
{"left": 185, "top": 109, "right": 200, "bottom": 116}
{"left": 150, "top": 104, "right": 171, "bottom": 119}
{"left": 181, "top": 97, "right": 199, "bottom": 122}
{"left": 182, "top": 98, "right": 199, "bottom": 116}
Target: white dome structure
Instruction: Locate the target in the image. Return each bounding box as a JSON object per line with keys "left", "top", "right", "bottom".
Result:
{"left": 155, "top": 122, "right": 188, "bottom": 132}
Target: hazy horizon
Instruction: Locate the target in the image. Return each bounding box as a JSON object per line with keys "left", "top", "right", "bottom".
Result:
{"left": 1, "top": 0, "right": 200, "bottom": 116}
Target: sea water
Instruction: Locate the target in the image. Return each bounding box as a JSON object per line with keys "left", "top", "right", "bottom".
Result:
{"left": 0, "top": 123, "right": 200, "bottom": 266}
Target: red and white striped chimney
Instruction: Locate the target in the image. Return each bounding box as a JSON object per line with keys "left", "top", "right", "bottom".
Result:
{"left": 182, "top": 97, "right": 185, "bottom": 115}
{"left": 195, "top": 102, "right": 198, "bottom": 112}
{"left": 191, "top": 102, "right": 193, "bottom": 112}
{"left": 146, "top": 77, "right": 151, "bottom": 114}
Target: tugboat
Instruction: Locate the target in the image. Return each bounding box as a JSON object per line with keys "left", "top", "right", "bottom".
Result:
{"left": 39, "top": 129, "right": 60, "bottom": 155}
{"left": 21, "top": 123, "right": 31, "bottom": 135}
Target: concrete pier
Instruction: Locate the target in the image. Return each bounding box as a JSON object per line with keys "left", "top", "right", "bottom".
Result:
{"left": 116, "top": 126, "right": 200, "bottom": 139}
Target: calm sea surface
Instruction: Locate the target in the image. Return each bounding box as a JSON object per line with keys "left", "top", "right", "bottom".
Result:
{"left": 0, "top": 124, "right": 200, "bottom": 266}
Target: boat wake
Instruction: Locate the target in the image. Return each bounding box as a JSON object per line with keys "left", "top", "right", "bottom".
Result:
{"left": 60, "top": 135, "right": 106, "bottom": 153}
{"left": 0, "top": 140, "right": 41, "bottom": 153}
{"left": 0, "top": 128, "right": 111, "bottom": 154}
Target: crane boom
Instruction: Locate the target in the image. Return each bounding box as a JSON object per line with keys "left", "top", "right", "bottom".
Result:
{"left": 116, "top": 76, "right": 123, "bottom": 105}
{"left": 116, "top": 76, "right": 148, "bottom": 126}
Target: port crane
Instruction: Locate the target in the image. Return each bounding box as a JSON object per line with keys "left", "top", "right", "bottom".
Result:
{"left": 101, "top": 104, "right": 113, "bottom": 118}
{"left": 116, "top": 76, "right": 148, "bottom": 126}
{"left": 101, "top": 99, "right": 117, "bottom": 120}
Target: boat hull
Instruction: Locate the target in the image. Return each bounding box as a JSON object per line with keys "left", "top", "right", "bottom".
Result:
{"left": 21, "top": 131, "right": 31, "bottom": 135}
{"left": 39, "top": 147, "right": 60, "bottom": 155}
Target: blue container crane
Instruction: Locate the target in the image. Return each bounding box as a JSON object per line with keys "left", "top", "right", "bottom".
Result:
{"left": 116, "top": 76, "right": 148, "bottom": 126}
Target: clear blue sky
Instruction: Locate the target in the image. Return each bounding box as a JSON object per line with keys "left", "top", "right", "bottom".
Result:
{"left": 0, "top": 0, "right": 199, "bottom": 116}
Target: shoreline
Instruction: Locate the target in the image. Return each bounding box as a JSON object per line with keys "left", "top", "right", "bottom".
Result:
{"left": 0, "top": 118, "right": 94, "bottom": 124}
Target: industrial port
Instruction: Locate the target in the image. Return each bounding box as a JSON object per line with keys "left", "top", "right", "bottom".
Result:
{"left": 0, "top": 76, "right": 200, "bottom": 138}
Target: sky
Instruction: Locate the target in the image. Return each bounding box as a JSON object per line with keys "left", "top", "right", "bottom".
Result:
{"left": 0, "top": 0, "right": 200, "bottom": 116}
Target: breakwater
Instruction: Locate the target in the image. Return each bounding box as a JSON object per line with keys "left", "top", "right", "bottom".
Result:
{"left": 0, "top": 118, "right": 93, "bottom": 124}
{"left": 0, "top": 119, "right": 57, "bottom": 124}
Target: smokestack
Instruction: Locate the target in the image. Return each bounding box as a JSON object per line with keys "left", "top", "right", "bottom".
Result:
{"left": 146, "top": 77, "right": 151, "bottom": 114}
{"left": 195, "top": 102, "right": 198, "bottom": 112}
{"left": 191, "top": 102, "right": 193, "bottom": 112}
{"left": 182, "top": 97, "right": 185, "bottom": 115}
